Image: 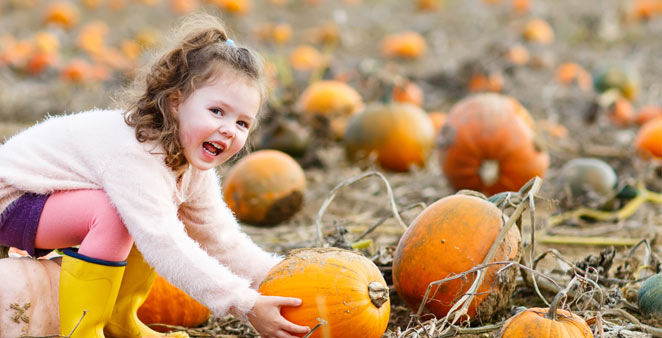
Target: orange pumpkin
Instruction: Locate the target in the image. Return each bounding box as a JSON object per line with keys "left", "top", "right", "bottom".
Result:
{"left": 296, "top": 80, "right": 364, "bottom": 139}
{"left": 0, "top": 257, "right": 61, "bottom": 336}
{"left": 437, "top": 93, "right": 549, "bottom": 195}
{"left": 343, "top": 103, "right": 435, "bottom": 172}
{"left": 555, "top": 62, "right": 592, "bottom": 90}
{"left": 607, "top": 97, "right": 634, "bottom": 127}
{"left": 380, "top": 31, "right": 426, "bottom": 60}
{"left": 258, "top": 248, "right": 390, "bottom": 338}
{"left": 427, "top": 111, "right": 447, "bottom": 134}
{"left": 43, "top": 1, "right": 80, "bottom": 30}
{"left": 635, "top": 105, "right": 662, "bottom": 125}
{"left": 223, "top": 150, "right": 306, "bottom": 225}
{"left": 392, "top": 194, "right": 521, "bottom": 322}
{"left": 391, "top": 81, "right": 424, "bottom": 107}
{"left": 137, "top": 275, "right": 210, "bottom": 332}
{"left": 522, "top": 19, "right": 554, "bottom": 44}
{"left": 497, "top": 307, "right": 594, "bottom": 337}
{"left": 289, "top": 45, "right": 326, "bottom": 71}
{"left": 635, "top": 117, "right": 662, "bottom": 160}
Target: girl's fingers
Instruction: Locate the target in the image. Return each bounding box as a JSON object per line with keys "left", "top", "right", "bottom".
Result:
{"left": 276, "top": 296, "right": 303, "bottom": 307}
{"left": 285, "top": 322, "right": 310, "bottom": 334}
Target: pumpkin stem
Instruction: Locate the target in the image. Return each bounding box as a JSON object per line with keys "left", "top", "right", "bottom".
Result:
{"left": 545, "top": 287, "right": 567, "bottom": 321}
{"left": 368, "top": 281, "right": 389, "bottom": 308}
{"left": 479, "top": 160, "right": 500, "bottom": 187}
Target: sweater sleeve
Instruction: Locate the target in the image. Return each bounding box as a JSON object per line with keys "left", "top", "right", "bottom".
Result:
{"left": 178, "top": 169, "right": 282, "bottom": 290}
{"left": 100, "top": 158, "right": 259, "bottom": 317}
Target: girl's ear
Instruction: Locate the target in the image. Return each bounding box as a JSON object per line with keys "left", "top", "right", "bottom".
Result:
{"left": 169, "top": 91, "right": 181, "bottom": 117}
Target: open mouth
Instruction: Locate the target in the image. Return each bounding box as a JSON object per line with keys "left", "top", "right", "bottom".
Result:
{"left": 203, "top": 141, "right": 224, "bottom": 156}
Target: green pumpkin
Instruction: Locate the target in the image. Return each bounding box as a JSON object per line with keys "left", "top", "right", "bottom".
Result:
{"left": 638, "top": 273, "right": 662, "bottom": 316}
{"left": 558, "top": 158, "right": 618, "bottom": 206}
{"left": 593, "top": 65, "right": 640, "bottom": 101}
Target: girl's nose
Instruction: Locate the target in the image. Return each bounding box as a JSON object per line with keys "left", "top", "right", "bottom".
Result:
{"left": 219, "top": 124, "right": 235, "bottom": 138}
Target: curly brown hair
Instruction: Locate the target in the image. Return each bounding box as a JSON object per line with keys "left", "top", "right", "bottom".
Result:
{"left": 120, "top": 13, "right": 267, "bottom": 173}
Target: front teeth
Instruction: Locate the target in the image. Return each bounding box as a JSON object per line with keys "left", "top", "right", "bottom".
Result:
{"left": 210, "top": 142, "right": 224, "bottom": 151}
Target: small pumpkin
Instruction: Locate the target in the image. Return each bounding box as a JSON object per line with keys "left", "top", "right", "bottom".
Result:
{"left": 635, "top": 116, "right": 662, "bottom": 160}
{"left": 380, "top": 31, "right": 426, "bottom": 60}
{"left": 497, "top": 307, "right": 594, "bottom": 337}
{"left": 437, "top": 93, "right": 549, "bottom": 195}
{"left": 343, "top": 103, "right": 435, "bottom": 172}
{"left": 392, "top": 194, "right": 521, "bottom": 322}
{"left": 555, "top": 62, "right": 592, "bottom": 90}
{"left": 593, "top": 65, "right": 641, "bottom": 101}
{"left": 522, "top": 19, "right": 554, "bottom": 44}
{"left": 635, "top": 105, "right": 662, "bottom": 125}
{"left": 391, "top": 81, "right": 424, "bottom": 107}
{"left": 638, "top": 273, "right": 662, "bottom": 316}
{"left": 607, "top": 97, "right": 634, "bottom": 127}
{"left": 43, "top": 1, "right": 80, "bottom": 30}
{"left": 258, "top": 248, "right": 390, "bottom": 338}
{"left": 137, "top": 275, "right": 210, "bottom": 332}
{"left": 0, "top": 257, "right": 61, "bottom": 337}
{"left": 289, "top": 45, "right": 326, "bottom": 72}
{"left": 557, "top": 158, "right": 618, "bottom": 207}
{"left": 296, "top": 80, "right": 364, "bottom": 139}
{"left": 258, "top": 119, "right": 311, "bottom": 158}
{"left": 223, "top": 150, "right": 306, "bottom": 225}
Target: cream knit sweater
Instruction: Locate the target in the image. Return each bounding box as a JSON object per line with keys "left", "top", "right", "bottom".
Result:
{"left": 0, "top": 109, "right": 281, "bottom": 317}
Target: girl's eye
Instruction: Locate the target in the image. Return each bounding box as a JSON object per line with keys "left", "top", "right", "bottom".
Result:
{"left": 210, "top": 108, "right": 223, "bottom": 116}
{"left": 237, "top": 121, "right": 249, "bottom": 128}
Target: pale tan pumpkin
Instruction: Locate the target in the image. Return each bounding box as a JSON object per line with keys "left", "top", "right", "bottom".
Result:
{"left": 0, "top": 257, "right": 61, "bottom": 337}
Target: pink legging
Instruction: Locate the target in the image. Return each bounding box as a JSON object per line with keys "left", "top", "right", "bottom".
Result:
{"left": 35, "top": 189, "right": 134, "bottom": 262}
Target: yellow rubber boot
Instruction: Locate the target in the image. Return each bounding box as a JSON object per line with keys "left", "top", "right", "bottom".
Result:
{"left": 59, "top": 249, "right": 126, "bottom": 338}
{"left": 104, "top": 245, "right": 190, "bottom": 338}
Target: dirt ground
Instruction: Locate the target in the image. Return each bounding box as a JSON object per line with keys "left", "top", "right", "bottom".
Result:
{"left": 2, "top": 0, "right": 662, "bottom": 337}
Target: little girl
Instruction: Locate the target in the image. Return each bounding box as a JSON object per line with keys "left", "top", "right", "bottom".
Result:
{"left": 0, "top": 13, "right": 310, "bottom": 338}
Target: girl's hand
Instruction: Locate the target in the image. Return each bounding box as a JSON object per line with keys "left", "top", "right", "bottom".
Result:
{"left": 248, "top": 295, "right": 310, "bottom": 338}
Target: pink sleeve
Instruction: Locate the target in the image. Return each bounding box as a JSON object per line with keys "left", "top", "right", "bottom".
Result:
{"left": 179, "top": 170, "right": 282, "bottom": 290}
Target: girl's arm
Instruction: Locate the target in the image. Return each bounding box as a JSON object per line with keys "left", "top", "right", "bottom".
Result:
{"left": 178, "top": 169, "right": 282, "bottom": 290}
{"left": 101, "top": 160, "right": 260, "bottom": 317}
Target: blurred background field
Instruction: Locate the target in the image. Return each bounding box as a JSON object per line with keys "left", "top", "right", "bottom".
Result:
{"left": 2, "top": 0, "right": 662, "bottom": 337}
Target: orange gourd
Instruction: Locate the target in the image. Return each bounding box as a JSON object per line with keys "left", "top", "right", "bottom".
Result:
{"left": 343, "top": 103, "right": 435, "bottom": 172}
{"left": 635, "top": 117, "right": 662, "bottom": 160}
{"left": 427, "top": 111, "right": 447, "bottom": 134}
{"left": 258, "top": 248, "right": 390, "bottom": 338}
{"left": 522, "top": 19, "right": 554, "bottom": 44}
{"left": 223, "top": 150, "right": 306, "bottom": 225}
{"left": 296, "top": 80, "right": 364, "bottom": 139}
{"left": 392, "top": 194, "right": 521, "bottom": 322}
{"left": 391, "top": 81, "right": 424, "bottom": 107}
{"left": 380, "top": 31, "right": 426, "bottom": 60}
{"left": 555, "top": 62, "right": 592, "bottom": 90}
{"left": 137, "top": 275, "right": 210, "bottom": 332}
{"left": 497, "top": 307, "right": 594, "bottom": 337}
{"left": 607, "top": 97, "right": 634, "bottom": 126}
{"left": 635, "top": 105, "right": 662, "bottom": 125}
{"left": 289, "top": 45, "right": 326, "bottom": 71}
{"left": 43, "top": 1, "right": 80, "bottom": 30}
{"left": 437, "top": 93, "right": 549, "bottom": 195}
{"left": 0, "top": 257, "right": 61, "bottom": 337}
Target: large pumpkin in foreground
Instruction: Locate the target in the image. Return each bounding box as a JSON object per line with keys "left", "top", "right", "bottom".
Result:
{"left": 392, "top": 194, "right": 521, "bottom": 322}
{"left": 137, "top": 275, "right": 210, "bottom": 332}
{"left": 437, "top": 93, "right": 549, "bottom": 195}
{"left": 0, "top": 257, "right": 60, "bottom": 337}
{"left": 258, "top": 248, "right": 390, "bottom": 338}
{"left": 223, "top": 150, "right": 306, "bottom": 226}
{"left": 344, "top": 103, "right": 435, "bottom": 172}
{"left": 497, "top": 307, "right": 594, "bottom": 338}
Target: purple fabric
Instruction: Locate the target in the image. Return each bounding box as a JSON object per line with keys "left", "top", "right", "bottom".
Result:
{"left": 0, "top": 193, "right": 52, "bottom": 258}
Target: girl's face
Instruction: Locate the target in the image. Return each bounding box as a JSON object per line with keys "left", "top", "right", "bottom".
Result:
{"left": 172, "top": 73, "right": 261, "bottom": 171}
